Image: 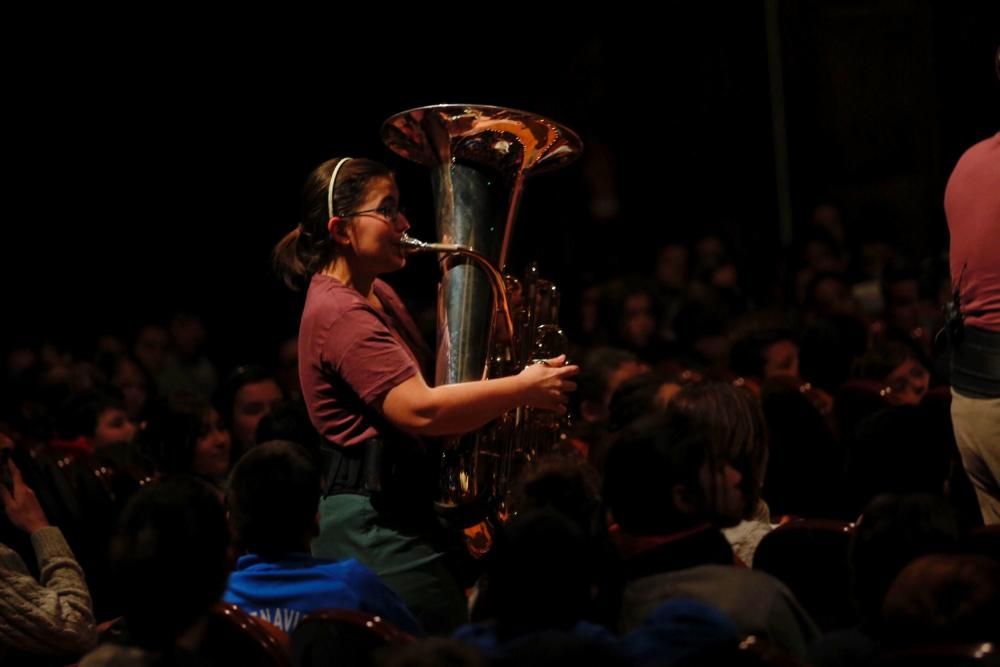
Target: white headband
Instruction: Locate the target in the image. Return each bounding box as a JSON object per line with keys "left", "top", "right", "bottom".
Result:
{"left": 326, "top": 157, "right": 353, "bottom": 219}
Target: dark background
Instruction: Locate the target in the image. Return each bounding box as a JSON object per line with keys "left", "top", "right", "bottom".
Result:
{"left": 3, "top": 3, "right": 998, "bottom": 370}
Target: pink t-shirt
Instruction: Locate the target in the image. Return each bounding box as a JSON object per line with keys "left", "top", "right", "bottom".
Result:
{"left": 299, "top": 274, "right": 431, "bottom": 448}
{"left": 945, "top": 132, "right": 1000, "bottom": 333}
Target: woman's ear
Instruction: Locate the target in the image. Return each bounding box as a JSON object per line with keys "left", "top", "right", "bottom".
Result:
{"left": 327, "top": 216, "right": 351, "bottom": 245}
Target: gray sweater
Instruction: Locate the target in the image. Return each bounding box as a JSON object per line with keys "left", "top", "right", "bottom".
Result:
{"left": 620, "top": 564, "right": 820, "bottom": 658}
{"left": 1, "top": 526, "right": 98, "bottom": 656}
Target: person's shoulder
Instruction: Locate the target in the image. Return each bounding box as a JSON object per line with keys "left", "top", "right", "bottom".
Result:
{"left": 979, "top": 131, "right": 1000, "bottom": 150}
{"left": 232, "top": 553, "right": 266, "bottom": 572}
{"left": 690, "top": 564, "right": 806, "bottom": 612}
{"left": 310, "top": 556, "right": 362, "bottom": 577}
{"left": 953, "top": 131, "right": 1000, "bottom": 168}
{"left": 302, "top": 567, "right": 363, "bottom": 609}
{"left": 332, "top": 559, "right": 400, "bottom": 595}
{"left": 641, "top": 563, "right": 785, "bottom": 596}
{"left": 307, "top": 274, "right": 361, "bottom": 304}
{"left": 685, "top": 562, "right": 780, "bottom": 583}
{"left": 304, "top": 275, "right": 376, "bottom": 321}
{"left": 307, "top": 559, "right": 376, "bottom": 603}
{"left": 945, "top": 132, "right": 1000, "bottom": 210}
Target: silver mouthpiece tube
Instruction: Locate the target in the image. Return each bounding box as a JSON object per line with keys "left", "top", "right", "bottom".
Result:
{"left": 399, "top": 233, "right": 468, "bottom": 254}
{"left": 397, "top": 233, "right": 515, "bottom": 348}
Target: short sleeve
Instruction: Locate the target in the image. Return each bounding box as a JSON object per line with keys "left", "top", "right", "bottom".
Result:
{"left": 320, "top": 305, "right": 419, "bottom": 406}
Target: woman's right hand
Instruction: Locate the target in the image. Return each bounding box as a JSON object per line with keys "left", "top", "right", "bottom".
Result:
{"left": 1, "top": 457, "right": 50, "bottom": 535}
{"left": 516, "top": 354, "right": 580, "bottom": 414}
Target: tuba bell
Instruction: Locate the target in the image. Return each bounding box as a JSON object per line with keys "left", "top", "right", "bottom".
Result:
{"left": 381, "top": 104, "right": 582, "bottom": 533}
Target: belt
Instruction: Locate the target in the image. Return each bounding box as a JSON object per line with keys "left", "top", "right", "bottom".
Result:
{"left": 951, "top": 326, "right": 1000, "bottom": 398}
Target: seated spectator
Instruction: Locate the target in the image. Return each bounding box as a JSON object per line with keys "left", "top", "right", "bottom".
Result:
{"left": 490, "top": 455, "right": 620, "bottom": 629}
{"left": 605, "top": 410, "right": 819, "bottom": 658}
{"left": 851, "top": 341, "right": 929, "bottom": 407}
{"left": 566, "top": 347, "right": 647, "bottom": 464}
{"left": 881, "top": 553, "right": 1000, "bottom": 645}
{"left": 1, "top": 439, "right": 97, "bottom": 660}
{"left": 668, "top": 383, "right": 772, "bottom": 564}
{"left": 729, "top": 330, "right": 801, "bottom": 386}
{"left": 606, "top": 371, "right": 681, "bottom": 435}
{"left": 453, "top": 509, "right": 620, "bottom": 659}
{"left": 80, "top": 475, "right": 229, "bottom": 665}
{"left": 141, "top": 395, "right": 232, "bottom": 494}
{"left": 844, "top": 406, "right": 954, "bottom": 517}
{"left": 50, "top": 391, "right": 137, "bottom": 460}
{"left": 807, "top": 493, "right": 961, "bottom": 667}
{"left": 224, "top": 440, "right": 421, "bottom": 635}
{"left": 215, "top": 364, "right": 284, "bottom": 465}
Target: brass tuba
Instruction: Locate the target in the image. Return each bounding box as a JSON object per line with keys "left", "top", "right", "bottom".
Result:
{"left": 381, "top": 104, "right": 582, "bottom": 530}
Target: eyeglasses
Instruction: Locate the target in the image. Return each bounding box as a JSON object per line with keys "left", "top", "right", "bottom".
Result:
{"left": 345, "top": 204, "right": 406, "bottom": 226}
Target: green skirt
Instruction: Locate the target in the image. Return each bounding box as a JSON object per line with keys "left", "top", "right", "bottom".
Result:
{"left": 312, "top": 493, "right": 469, "bottom": 635}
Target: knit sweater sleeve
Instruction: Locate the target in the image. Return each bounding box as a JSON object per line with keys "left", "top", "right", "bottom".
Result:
{"left": 0, "top": 527, "right": 98, "bottom": 655}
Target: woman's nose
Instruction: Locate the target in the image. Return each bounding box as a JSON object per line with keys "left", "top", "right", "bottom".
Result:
{"left": 213, "top": 430, "right": 231, "bottom": 449}
{"left": 726, "top": 465, "right": 743, "bottom": 485}
{"left": 396, "top": 211, "right": 411, "bottom": 233}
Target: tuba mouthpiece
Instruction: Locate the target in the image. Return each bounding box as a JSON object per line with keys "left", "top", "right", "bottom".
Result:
{"left": 398, "top": 234, "right": 426, "bottom": 253}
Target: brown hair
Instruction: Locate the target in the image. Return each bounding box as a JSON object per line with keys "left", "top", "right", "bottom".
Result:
{"left": 667, "top": 382, "right": 769, "bottom": 518}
